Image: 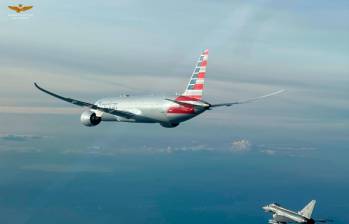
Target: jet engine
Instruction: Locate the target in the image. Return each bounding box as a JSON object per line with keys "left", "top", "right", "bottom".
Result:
{"left": 80, "top": 111, "right": 101, "bottom": 127}
{"left": 160, "top": 122, "right": 179, "bottom": 128}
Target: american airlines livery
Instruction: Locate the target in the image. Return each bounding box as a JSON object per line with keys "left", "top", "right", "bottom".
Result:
{"left": 34, "top": 49, "right": 284, "bottom": 128}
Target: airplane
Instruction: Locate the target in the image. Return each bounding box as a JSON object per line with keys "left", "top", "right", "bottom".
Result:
{"left": 34, "top": 49, "right": 284, "bottom": 128}
{"left": 263, "top": 200, "right": 332, "bottom": 224}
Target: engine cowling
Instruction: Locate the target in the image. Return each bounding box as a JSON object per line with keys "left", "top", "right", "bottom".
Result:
{"left": 160, "top": 122, "right": 179, "bottom": 128}
{"left": 80, "top": 111, "right": 101, "bottom": 127}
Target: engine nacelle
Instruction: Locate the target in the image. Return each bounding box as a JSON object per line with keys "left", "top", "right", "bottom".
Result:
{"left": 160, "top": 122, "right": 179, "bottom": 128}
{"left": 80, "top": 111, "right": 101, "bottom": 127}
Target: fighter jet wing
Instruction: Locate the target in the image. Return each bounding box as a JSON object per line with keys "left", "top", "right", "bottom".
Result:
{"left": 34, "top": 83, "right": 135, "bottom": 119}
{"left": 210, "top": 89, "right": 285, "bottom": 107}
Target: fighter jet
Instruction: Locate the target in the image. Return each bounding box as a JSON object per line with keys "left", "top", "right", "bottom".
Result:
{"left": 35, "top": 49, "right": 284, "bottom": 128}
{"left": 263, "top": 200, "right": 332, "bottom": 224}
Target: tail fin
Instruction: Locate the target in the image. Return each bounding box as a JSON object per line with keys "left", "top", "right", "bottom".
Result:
{"left": 298, "top": 200, "right": 316, "bottom": 219}
{"left": 182, "top": 49, "right": 208, "bottom": 100}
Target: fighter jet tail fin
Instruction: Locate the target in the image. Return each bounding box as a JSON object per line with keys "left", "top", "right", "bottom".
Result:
{"left": 298, "top": 200, "right": 316, "bottom": 219}
{"left": 182, "top": 49, "right": 208, "bottom": 100}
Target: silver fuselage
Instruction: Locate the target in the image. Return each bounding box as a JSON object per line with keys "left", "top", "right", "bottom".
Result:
{"left": 263, "top": 204, "right": 308, "bottom": 223}
{"left": 93, "top": 95, "right": 207, "bottom": 126}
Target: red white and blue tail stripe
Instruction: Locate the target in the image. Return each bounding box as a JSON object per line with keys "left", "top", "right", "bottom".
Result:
{"left": 181, "top": 49, "right": 208, "bottom": 100}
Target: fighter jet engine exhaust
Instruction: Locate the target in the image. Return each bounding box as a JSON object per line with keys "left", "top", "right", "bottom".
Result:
{"left": 80, "top": 111, "right": 101, "bottom": 127}
{"left": 307, "top": 219, "right": 316, "bottom": 224}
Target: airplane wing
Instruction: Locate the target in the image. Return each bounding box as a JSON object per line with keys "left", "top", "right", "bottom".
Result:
{"left": 210, "top": 89, "right": 285, "bottom": 107}
{"left": 34, "top": 83, "right": 135, "bottom": 119}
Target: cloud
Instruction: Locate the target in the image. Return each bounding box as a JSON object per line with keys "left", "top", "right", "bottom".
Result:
{"left": 0, "top": 145, "right": 41, "bottom": 153}
{"left": 0, "top": 106, "right": 80, "bottom": 115}
{"left": 149, "top": 144, "right": 214, "bottom": 154}
{"left": 62, "top": 145, "right": 114, "bottom": 156}
{"left": 258, "top": 144, "right": 317, "bottom": 157}
{"left": 260, "top": 149, "right": 276, "bottom": 156}
{"left": 128, "top": 144, "right": 214, "bottom": 154}
{"left": 0, "top": 134, "right": 45, "bottom": 142}
{"left": 231, "top": 139, "right": 251, "bottom": 152}
{"left": 62, "top": 143, "right": 214, "bottom": 156}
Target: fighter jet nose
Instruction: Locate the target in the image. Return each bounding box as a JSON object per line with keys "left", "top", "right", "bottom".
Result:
{"left": 262, "top": 206, "right": 269, "bottom": 211}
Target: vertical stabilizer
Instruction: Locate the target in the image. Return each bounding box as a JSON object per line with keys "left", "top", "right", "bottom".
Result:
{"left": 181, "top": 49, "right": 208, "bottom": 100}
{"left": 298, "top": 200, "right": 316, "bottom": 219}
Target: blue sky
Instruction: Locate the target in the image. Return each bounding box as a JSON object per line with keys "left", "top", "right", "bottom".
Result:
{"left": 0, "top": 0, "right": 348, "bottom": 223}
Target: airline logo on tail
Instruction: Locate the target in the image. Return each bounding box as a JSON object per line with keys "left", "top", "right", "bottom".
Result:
{"left": 182, "top": 49, "right": 208, "bottom": 100}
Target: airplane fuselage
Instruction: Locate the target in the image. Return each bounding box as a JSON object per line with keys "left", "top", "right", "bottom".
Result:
{"left": 263, "top": 204, "right": 314, "bottom": 224}
{"left": 92, "top": 96, "right": 207, "bottom": 127}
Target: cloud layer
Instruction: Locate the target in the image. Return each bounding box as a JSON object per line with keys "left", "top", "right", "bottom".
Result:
{"left": 0, "top": 134, "right": 45, "bottom": 142}
{"left": 231, "top": 139, "right": 251, "bottom": 152}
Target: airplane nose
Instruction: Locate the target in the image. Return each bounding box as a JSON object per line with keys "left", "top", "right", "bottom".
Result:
{"left": 262, "top": 206, "right": 269, "bottom": 211}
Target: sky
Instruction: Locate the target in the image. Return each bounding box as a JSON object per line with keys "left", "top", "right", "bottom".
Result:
{"left": 0, "top": 0, "right": 348, "bottom": 223}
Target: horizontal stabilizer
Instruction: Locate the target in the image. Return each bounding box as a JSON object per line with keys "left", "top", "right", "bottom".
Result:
{"left": 165, "top": 98, "right": 210, "bottom": 108}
